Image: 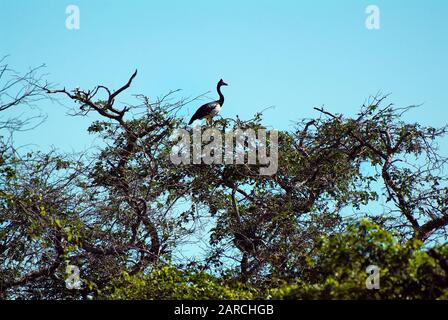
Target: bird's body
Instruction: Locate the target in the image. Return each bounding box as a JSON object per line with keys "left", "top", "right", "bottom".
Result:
{"left": 189, "top": 102, "right": 221, "bottom": 125}
{"left": 189, "top": 79, "right": 228, "bottom": 125}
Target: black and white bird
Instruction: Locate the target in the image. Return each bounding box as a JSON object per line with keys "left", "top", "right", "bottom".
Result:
{"left": 188, "top": 79, "right": 228, "bottom": 125}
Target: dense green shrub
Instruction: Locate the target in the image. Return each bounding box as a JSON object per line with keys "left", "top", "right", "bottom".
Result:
{"left": 268, "top": 220, "right": 448, "bottom": 299}
{"left": 102, "top": 266, "right": 256, "bottom": 300}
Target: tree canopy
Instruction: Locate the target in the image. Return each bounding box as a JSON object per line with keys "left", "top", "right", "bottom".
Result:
{"left": 1, "top": 65, "right": 447, "bottom": 299}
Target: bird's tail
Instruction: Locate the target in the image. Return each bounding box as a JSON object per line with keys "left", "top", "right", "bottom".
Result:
{"left": 188, "top": 116, "right": 195, "bottom": 125}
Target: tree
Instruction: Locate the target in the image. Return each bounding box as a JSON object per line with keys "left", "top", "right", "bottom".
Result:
{"left": 1, "top": 68, "right": 447, "bottom": 299}
{"left": 0, "top": 56, "right": 47, "bottom": 131}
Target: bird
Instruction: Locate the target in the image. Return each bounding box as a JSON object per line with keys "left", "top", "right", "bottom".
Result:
{"left": 188, "top": 79, "right": 228, "bottom": 125}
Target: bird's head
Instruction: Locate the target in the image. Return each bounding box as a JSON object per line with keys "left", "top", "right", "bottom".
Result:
{"left": 218, "top": 79, "right": 228, "bottom": 87}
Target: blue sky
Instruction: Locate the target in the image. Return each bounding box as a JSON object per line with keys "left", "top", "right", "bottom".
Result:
{"left": 1, "top": 0, "right": 447, "bottom": 151}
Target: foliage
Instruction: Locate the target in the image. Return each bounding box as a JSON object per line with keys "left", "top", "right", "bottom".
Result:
{"left": 102, "top": 266, "right": 255, "bottom": 300}
{"left": 268, "top": 220, "right": 448, "bottom": 300}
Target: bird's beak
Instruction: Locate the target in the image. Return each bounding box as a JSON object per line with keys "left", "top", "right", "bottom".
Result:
{"left": 222, "top": 82, "right": 228, "bottom": 86}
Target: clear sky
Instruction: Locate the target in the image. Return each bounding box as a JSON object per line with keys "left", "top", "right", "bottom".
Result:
{"left": 1, "top": 0, "right": 447, "bottom": 150}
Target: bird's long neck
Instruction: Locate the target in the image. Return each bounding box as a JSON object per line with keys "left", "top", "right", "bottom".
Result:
{"left": 217, "top": 84, "right": 224, "bottom": 105}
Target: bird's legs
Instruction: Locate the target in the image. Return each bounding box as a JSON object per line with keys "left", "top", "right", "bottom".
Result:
{"left": 206, "top": 117, "right": 213, "bottom": 126}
